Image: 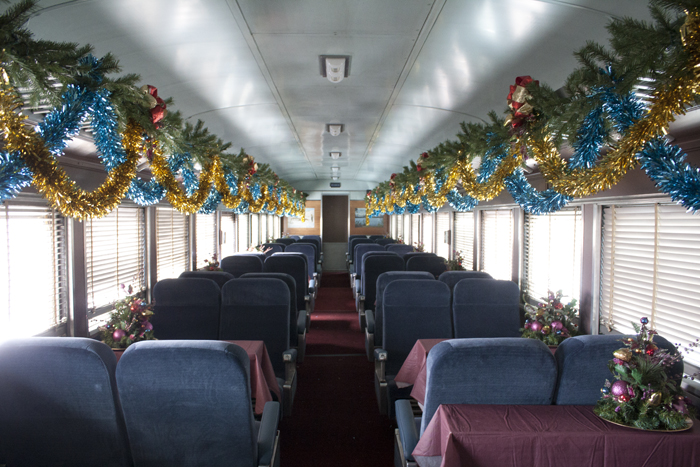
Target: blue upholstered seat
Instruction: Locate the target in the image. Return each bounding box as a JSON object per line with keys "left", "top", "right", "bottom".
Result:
{"left": 437, "top": 270, "right": 493, "bottom": 290}
{"left": 354, "top": 249, "right": 394, "bottom": 298}
{"left": 369, "top": 235, "right": 385, "bottom": 241}
{"left": 452, "top": 278, "right": 521, "bottom": 338}
{"left": 405, "top": 254, "right": 447, "bottom": 278}
{"left": 0, "top": 338, "right": 132, "bottom": 467}
{"left": 357, "top": 253, "right": 404, "bottom": 329}
{"left": 375, "top": 237, "right": 395, "bottom": 246}
{"left": 385, "top": 243, "right": 414, "bottom": 257}
{"left": 221, "top": 254, "right": 264, "bottom": 277}
{"left": 275, "top": 237, "right": 296, "bottom": 246}
{"left": 152, "top": 277, "right": 221, "bottom": 340}
{"left": 285, "top": 243, "right": 318, "bottom": 283}
{"left": 117, "top": 340, "right": 280, "bottom": 467}
{"left": 179, "top": 270, "right": 234, "bottom": 289}
{"left": 401, "top": 251, "right": 437, "bottom": 264}
{"left": 553, "top": 333, "right": 684, "bottom": 405}
{"left": 374, "top": 279, "right": 452, "bottom": 417}
{"left": 365, "top": 271, "right": 434, "bottom": 361}
{"left": 289, "top": 235, "right": 301, "bottom": 241}
{"left": 298, "top": 238, "right": 322, "bottom": 269}
{"left": 395, "top": 338, "right": 557, "bottom": 466}
{"left": 351, "top": 243, "right": 385, "bottom": 294}
{"left": 270, "top": 251, "right": 316, "bottom": 304}
{"left": 265, "top": 254, "right": 313, "bottom": 329}
{"left": 347, "top": 237, "right": 373, "bottom": 273}
{"left": 221, "top": 278, "right": 297, "bottom": 416}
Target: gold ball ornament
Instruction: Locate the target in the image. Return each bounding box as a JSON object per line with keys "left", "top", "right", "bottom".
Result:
{"left": 613, "top": 348, "right": 632, "bottom": 362}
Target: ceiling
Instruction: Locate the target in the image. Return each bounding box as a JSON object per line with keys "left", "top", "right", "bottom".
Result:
{"left": 21, "top": 0, "right": 654, "bottom": 192}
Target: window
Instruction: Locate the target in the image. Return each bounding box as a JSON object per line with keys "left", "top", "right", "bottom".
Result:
{"left": 1, "top": 202, "right": 68, "bottom": 341}
{"left": 86, "top": 205, "right": 146, "bottom": 314}
{"left": 260, "top": 214, "right": 268, "bottom": 245}
{"left": 436, "top": 212, "right": 450, "bottom": 259}
{"left": 600, "top": 203, "right": 700, "bottom": 367}
{"left": 237, "top": 214, "right": 249, "bottom": 252}
{"left": 251, "top": 214, "right": 260, "bottom": 247}
{"left": 396, "top": 214, "right": 404, "bottom": 240}
{"left": 411, "top": 214, "right": 420, "bottom": 247}
{"left": 273, "top": 215, "right": 280, "bottom": 240}
{"left": 454, "top": 211, "right": 474, "bottom": 270}
{"left": 390, "top": 215, "right": 398, "bottom": 239}
{"left": 156, "top": 206, "right": 189, "bottom": 280}
{"left": 403, "top": 215, "right": 410, "bottom": 243}
{"left": 422, "top": 213, "right": 434, "bottom": 253}
{"left": 523, "top": 208, "right": 582, "bottom": 304}
{"left": 480, "top": 209, "right": 513, "bottom": 281}
{"left": 195, "top": 213, "right": 217, "bottom": 269}
{"left": 220, "top": 212, "right": 236, "bottom": 258}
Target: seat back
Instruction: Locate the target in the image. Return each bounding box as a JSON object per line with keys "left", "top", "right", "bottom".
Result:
{"left": 220, "top": 254, "right": 264, "bottom": 277}
{"left": 179, "top": 270, "right": 234, "bottom": 289}
{"left": 301, "top": 237, "right": 321, "bottom": 259}
{"left": 289, "top": 235, "right": 301, "bottom": 241}
{"left": 275, "top": 237, "right": 296, "bottom": 246}
{"left": 152, "top": 278, "right": 221, "bottom": 339}
{"left": 452, "top": 279, "right": 521, "bottom": 338}
{"left": 369, "top": 235, "right": 385, "bottom": 241}
{"left": 264, "top": 255, "right": 308, "bottom": 313}
{"left": 361, "top": 253, "right": 404, "bottom": 311}
{"left": 422, "top": 338, "right": 558, "bottom": 434}
{"left": 406, "top": 255, "right": 447, "bottom": 278}
{"left": 383, "top": 280, "right": 452, "bottom": 375}
{"left": 347, "top": 234, "right": 365, "bottom": 252}
{"left": 385, "top": 243, "right": 414, "bottom": 257}
{"left": 402, "top": 252, "right": 437, "bottom": 264}
{"left": 438, "top": 270, "right": 493, "bottom": 291}
{"left": 349, "top": 237, "right": 373, "bottom": 263}
{"left": 375, "top": 237, "right": 395, "bottom": 246}
{"left": 286, "top": 243, "right": 316, "bottom": 278}
{"left": 354, "top": 243, "right": 385, "bottom": 278}
{"left": 117, "top": 340, "right": 257, "bottom": 467}
{"left": 262, "top": 242, "right": 285, "bottom": 255}
{"left": 374, "top": 272, "right": 435, "bottom": 348}
{"left": 0, "top": 338, "right": 131, "bottom": 467}
{"left": 553, "top": 334, "right": 683, "bottom": 405}
{"left": 241, "top": 272, "right": 299, "bottom": 347}
{"left": 220, "top": 278, "right": 290, "bottom": 377}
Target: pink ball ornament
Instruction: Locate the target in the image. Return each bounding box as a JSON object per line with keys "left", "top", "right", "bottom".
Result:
{"left": 530, "top": 321, "right": 542, "bottom": 332}
{"left": 143, "top": 321, "right": 153, "bottom": 331}
{"left": 611, "top": 380, "right": 629, "bottom": 397}
{"left": 551, "top": 320, "right": 563, "bottom": 330}
{"left": 112, "top": 329, "right": 126, "bottom": 341}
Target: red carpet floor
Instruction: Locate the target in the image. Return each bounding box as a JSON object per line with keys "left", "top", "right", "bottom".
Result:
{"left": 279, "top": 272, "right": 395, "bottom": 466}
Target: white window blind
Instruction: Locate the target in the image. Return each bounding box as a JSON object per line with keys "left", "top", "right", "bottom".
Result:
{"left": 260, "top": 214, "right": 268, "bottom": 245}
{"left": 86, "top": 205, "right": 146, "bottom": 313}
{"left": 220, "top": 212, "right": 236, "bottom": 258}
{"left": 237, "top": 214, "right": 249, "bottom": 252}
{"left": 403, "top": 215, "right": 410, "bottom": 243}
{"left": 195, "top": 213, "right": 217, "bottom": 269}
{"left": 601, "top": 203, "right": 700, "bottom": 367}
{"left": 411, "top": 214, "right": 420, "bottom": 247}
{"left": 1, "top": 203, "right": 68, "bottom": 341}
{"left": 436, "top": 212, "right": 450, "bottom": 259}
{"left": 480, "top": 209, "right": 513, "bottom": 281}
{"left": 390, "top": 215, "right": 398, "bottom": 239}
{"left": 273, "top": 215, "right": 280, "bottom": 239}
{"left": 251, "top": 214, "right": 260, "bottom": 246}
{"left": 156, "top": 207, "right": 189, "bottom": 280}
{"left": 454, "top": 211, "right": 474, "bottom": 270}
{"left": 422, "top": 213, "right": 434, "bottom": 253}
{"left": 523, "top": 208, "right": 582, "bottom": 304}
{"left": 396, "top": 214, "right": 404, "bottom": 239}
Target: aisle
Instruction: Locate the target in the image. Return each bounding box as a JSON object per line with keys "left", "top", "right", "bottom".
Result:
{"left": 279, "top": 272, "right": 395, "bottom": 466}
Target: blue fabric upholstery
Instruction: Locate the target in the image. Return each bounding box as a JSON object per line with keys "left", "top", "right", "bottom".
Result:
{"left": 180, "top": 270, "right": 234, "bottom": 289}
{"left": 152, "top": 277, "right": 221, "bottom": 340}
{"left": 421, "top": 338, "right": 558, "bottom": 434}
{"left": 385, "top": 243, "right": 414, "bottom": 257}
{"left": 220, "top": 278, "right": 291, "bottom": 377}
{"left": 348, "top": 237, "right": 373, "bottom": 263}
{"left": 354, "top": 244, "right": 385, "bottom": 279}
{"left": 402, "top": 252, "right": 437, "bottom": 264}
{"left": 299, "top": 239, "right": 321, "bottom": 262}
{"left": 405, "top": 255, "right": 447, "bottom": 278}
{"left": 360, "top": 253, "right": 404, "bottom": 315}
{"left": 285, "top": 244, "right": 316, "bottom": 279}
{"left": 264, "top": 255, "right": 309, "bottom": 316}
{"left": 116, "top": 340, "right": 259, "bottom": 466}
{"left": 553, "top": 333, "right": 684, "bottom": 405}
{"left": 438, "top": 270, "right": 493, "bottom": 290}
{"left": 375, "top": 238, "right": 395, "bottom": 246}
{"left": 289, "top": 235, "right": 301, "bottom": 240}
{"left": 0, "top": 338, "right": 132, "bottom": 467}
{"left": 275, "top": 237, "right": 296, "bottom": 246}
{"left": 371, "top": 271, "right": 435, "bottom": 349}
{"left": 347, "top": 234, "right": 365, "bottom": 253}
{"left": 262, "top": 243, "right": 285, "bottom": 255}
{"left": 452, "top": 279, "right": 521, "bottom": 338}
{"left": 221, "top": 254, "right": 264, "bottom": 277}
{"left": 369, "top": 235, "right": 385, "bottom": 240}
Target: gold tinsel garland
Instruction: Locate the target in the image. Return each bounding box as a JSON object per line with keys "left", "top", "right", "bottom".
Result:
{"left": 458, "top": 147, "right": 523, "bottom": 201}
{"left": 1, "top": 88, "right": 138, "bottom": 219}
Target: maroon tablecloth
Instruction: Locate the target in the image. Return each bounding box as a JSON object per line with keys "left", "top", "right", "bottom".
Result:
{"left": 413, "top": 404, "right": 700, "bottom": 467}
{"left": 394, "top": 338, "right": 449, "bottom": 406}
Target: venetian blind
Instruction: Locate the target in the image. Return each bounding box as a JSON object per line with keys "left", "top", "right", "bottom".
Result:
{"left": 195, "top": 213, "right": 217, "bottom": 269}
{"left": 1, "top": 203, "right": 68, "bottom": 340}
{"left": 403, "top": 215, "right": 410, "bottom": 243}
{"left": 237, "top": 214, "right": 249, "bottom": 252}
{"left": 220, "top": 212, "right": 236, "bottom": 257}
{"left": 422, "top": 214, "right": 434, "bottom": 253}
{"left": 411, "top": 214, "right": 420, "bottom": 247}
{"left": 156, "top": 206, "right": 189, "bottom": 280}
{"left": 480, "top": 209, "right": 513, "bottom": 281}
{"left": 436, "top": 212, "right": 450, "bottom": 259}
{"left": 86, "top": 205, "right": 146, "bottom": 313}
{"left": 251, "top": 214, "right": 260, "bottom": 246}
{"left": 453, "top": 211, "right": 474, "bottom": 270}
{"left": 260, "top": 214, "right": 268, "bottom": 245}
{"left": 523, "top": 208, "right": 582, "bottom": 304}
{"left": 396, "top": 214, "right": 403, "bottom": 239}
{"left": 273, "top": 215, "right": 280, "bottom": 240}
{"left": 601, "top": 203, "right": 700, "bottom": 367}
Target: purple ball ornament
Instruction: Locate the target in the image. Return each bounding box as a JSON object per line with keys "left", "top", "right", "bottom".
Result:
{"left": 551, "top": 320, "right": 563, "bottom": 330}
{"left": 143, "top": 321, "right": 153, "bottom": 331}
{"left": 611, "top": 380, "right": 629, "bottom": 397}
{"left": 530, "top": 321, "right": 542, "bottom": 332}
{"left": 112, "top": 329, "right": 126, "bottom": 341}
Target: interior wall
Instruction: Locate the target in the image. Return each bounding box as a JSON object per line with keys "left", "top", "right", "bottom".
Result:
{"left": 283, "top": 200, "right": 321, "bottom": 236}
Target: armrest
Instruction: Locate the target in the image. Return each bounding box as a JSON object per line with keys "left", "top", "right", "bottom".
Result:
{"left": 374, "top": 348, "right": 388, "bottom": 415}
{"left": 283, "top": 349, "right": 297, "bottom": 417}
{"left": 304, "top": 295, "right": 312, "bottom": 329}
{"left": 297, "top": 310, "right": 307, "bottom": 334}
{"left": 374, "top": 348, "right": 387, "bottom": 383}
{"left": 296, "top": 312, "right": 307, "bottom": 363}
{"left": 365, "top": 309, "right": 375, "bottom": 334}
{"left": 365, "top": 309, "right": 375, "bottom": 362}
{"left": 257, "top": 401, "right": 280, "bottom": 467}
{"left": 358, "top": 294, "right": 366, "bottom": 327}
{"left": 395, "top": 399, "right": 419, "bottom": 463}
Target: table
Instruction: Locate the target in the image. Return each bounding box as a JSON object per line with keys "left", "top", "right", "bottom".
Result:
{"left": 394, "top": 338, "right": 449, "bottom": 406}
{"left": 113, "top": 340, "right": 280, "bottom": 415}
{"left": 412, "top": 404, "right": 700, "bottom": 467}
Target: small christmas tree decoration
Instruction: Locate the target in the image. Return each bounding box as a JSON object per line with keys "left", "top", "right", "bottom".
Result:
{"left": 202, "top": 254, "right": 222, "bottom": 271}
{"left": 594, "top": 317, "right": 696, "bottom": 431}
{"left": 521, "top": 290, "right": 578, "bottom": 345}
{"left": 445, "top": 250, "right": 466, "bottom": 271}
{"left": 99, "top": 285, "right": 156, "bottom": 349}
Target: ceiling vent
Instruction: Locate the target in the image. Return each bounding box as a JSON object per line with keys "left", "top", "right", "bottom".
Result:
{"left": 330, "top": 151, "right": 341, "bottom": 160}
{"left": 327, "top": 123, "right": 344, "bottom": 136}
{"left": 320, "top": 55, "right": 351, "bottom": 83}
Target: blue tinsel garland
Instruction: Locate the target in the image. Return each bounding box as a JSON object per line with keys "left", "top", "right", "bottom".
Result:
{"left": 504, "top": 169, "right": 572, "bottom": 214}
{"left": 0, "top": 152, "right": 32, "bottom": 200}
{"left": 446, "top": 188, "right": 479, "bottom": 212}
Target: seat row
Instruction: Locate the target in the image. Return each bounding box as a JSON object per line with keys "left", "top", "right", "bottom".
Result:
{"left": 346, "top": 235, "right": 405, "bottom": 271}
{"left": 0, "top": 338, "right": 281, "bottom": 467}
{"left": 393, "top": 333, "right": 684, "bottom": 467}
{"left": 153, "top": 276, "right": 300, "bottom": 416}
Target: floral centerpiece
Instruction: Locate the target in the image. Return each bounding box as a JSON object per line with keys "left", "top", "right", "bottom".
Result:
{"left": 248, "top": 244, "right": 272, "bottom": 254}
{"left": 521, "top": 290, "right": 578, "bottom": 345}
{"left": 413, "top": 242, "right": 425, "bottom": 252}
{"left": 594, "top": 317, "right": 696, "bottom": 431}
{"left": 201, "top": 254, "right": 222, "bottom": 271}
{"left": 99, "top": 285, "right": 156, "bottom": 349}
{"left": 445, "top": 250, "right": 466, "bottom": 271}
{"left": 395, "top": 236, "right": 405, "bottom": 244}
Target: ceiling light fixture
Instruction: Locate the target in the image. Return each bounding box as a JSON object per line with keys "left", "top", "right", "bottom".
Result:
{"left": 320, "top": 55, "right": 351, "bottom": 83}
{"left": 327, "top": 124, "right": 344, "bottom": 136}
{"left": 331, "top": 166, "right": 339, "bottom": 172}
{"left": 330, "top": 151, "right": 341, "bottom": 159}
{"left": 332, "top": 175, "right": 339, "bottom": 180}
